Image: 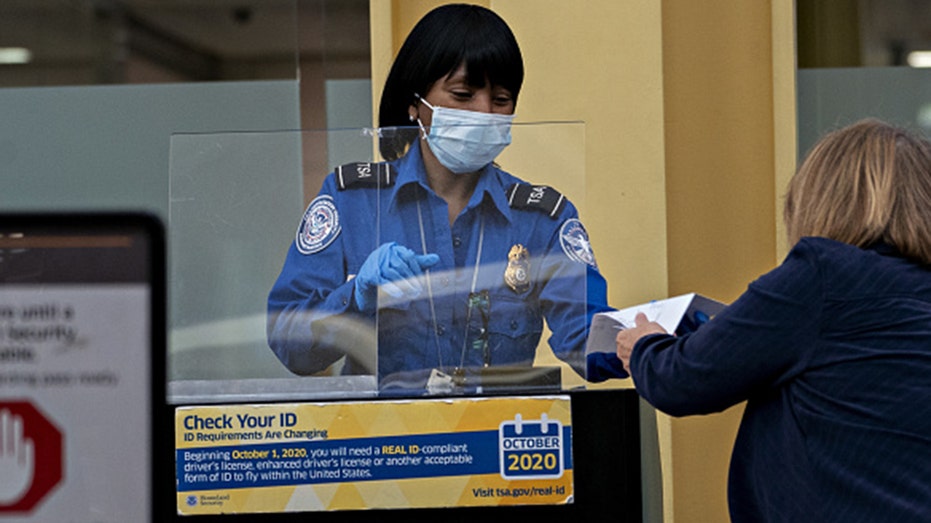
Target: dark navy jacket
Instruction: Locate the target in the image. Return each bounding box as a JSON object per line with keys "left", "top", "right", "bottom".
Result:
{"left": 631, "top": 237, "right": 931, "bottom": 522}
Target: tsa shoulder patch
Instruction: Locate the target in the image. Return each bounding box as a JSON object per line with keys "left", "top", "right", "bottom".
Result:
{"left": 296, "top": 195, "right": 341, "bottom": 255}
{"left": 506, "top": 183, "right": 565, "bottom": 218}
{"left": 559, "top": 218, "right": 598, "bottom": 268}
{"left": 336, "top": 162, "right": 395, "bottom": 190}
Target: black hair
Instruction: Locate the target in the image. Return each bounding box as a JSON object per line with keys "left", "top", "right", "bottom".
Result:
{"left": 378, "top": 3, "right": 524, "bottom": 160}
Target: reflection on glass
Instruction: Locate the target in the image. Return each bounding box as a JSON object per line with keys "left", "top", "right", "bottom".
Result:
{"left": 266, "top": 123, "right": 617, "bottom": 397}
{"left": 167, "top": 122, "right": 629, "bottom": 403}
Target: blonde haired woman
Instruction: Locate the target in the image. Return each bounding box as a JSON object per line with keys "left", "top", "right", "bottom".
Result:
{"left": 617, "top": 119, "right": 931, "bottom": 522}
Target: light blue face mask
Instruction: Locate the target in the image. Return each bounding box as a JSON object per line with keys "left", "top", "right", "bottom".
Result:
{"left": 416, "top": 96, "right": 515, "bottom": 174}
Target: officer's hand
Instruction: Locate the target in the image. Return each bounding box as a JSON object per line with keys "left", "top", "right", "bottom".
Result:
{"left": 353, "top": 242, "right": 440, "bottom": 311}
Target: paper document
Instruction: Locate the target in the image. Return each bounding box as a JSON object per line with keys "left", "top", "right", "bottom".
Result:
{"left": 585, "top": 293, "right": 726, "bottom": 355}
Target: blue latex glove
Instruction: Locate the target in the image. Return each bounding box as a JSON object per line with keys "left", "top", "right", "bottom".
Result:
{"left": 353, "top": 242, "right": 440, "bottom": 311}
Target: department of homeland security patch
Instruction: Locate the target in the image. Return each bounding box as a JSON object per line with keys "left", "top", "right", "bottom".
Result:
{"left": 296, "top": 195, "right": 341, "bottom": 255}
{"left": 559, "top": 218, "right": 597, "bottom": 268}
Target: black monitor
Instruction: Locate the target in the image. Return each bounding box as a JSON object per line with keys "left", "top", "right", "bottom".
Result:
{"left": 0, "top": 212, "right": 166, "bottom": 522}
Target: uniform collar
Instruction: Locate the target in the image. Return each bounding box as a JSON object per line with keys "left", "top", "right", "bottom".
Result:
{"left": 389, "top": 139, "right": 514, "bottom": 223}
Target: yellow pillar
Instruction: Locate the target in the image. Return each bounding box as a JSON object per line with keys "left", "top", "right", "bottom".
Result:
{"left": 660, "top": 1, "right": 796, "bottom": 521}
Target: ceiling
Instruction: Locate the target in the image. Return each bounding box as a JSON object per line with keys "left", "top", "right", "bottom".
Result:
{"left": 1, "top": 0, "right": 929, "bottom": 86}
{"left": 0, "top": 0, "right": 370, "bottom": 84}
{"left": 859, "top": 0, "right": 931, "bottom": 65}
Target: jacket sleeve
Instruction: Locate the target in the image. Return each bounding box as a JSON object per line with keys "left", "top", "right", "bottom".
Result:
{"left": 629, "top": 242, "right": 823, "bottom": 416}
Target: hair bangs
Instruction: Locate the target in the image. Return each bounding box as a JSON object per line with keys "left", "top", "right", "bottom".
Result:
{"left": 459, "top": 20, "right": 523, "bottom": 94}
{"left": 428, "top": 8, "right": 523, "bottom": 96}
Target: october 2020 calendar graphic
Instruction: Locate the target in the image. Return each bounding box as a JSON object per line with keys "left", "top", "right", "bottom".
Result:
{"left": 499, "top": 413, "right": 564, "bottom": 481}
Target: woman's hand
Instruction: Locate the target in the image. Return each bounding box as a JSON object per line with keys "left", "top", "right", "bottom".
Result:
{"left": 616, "top": 312, "right": 667, "bottom": 375}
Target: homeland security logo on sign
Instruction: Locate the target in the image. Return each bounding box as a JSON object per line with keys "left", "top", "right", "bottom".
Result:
{"left": 498, "top": 413, "right": 564, "bottom": 480}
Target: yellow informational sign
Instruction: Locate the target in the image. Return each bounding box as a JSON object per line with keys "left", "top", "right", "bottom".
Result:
{"left": 175, "top": 395, "right": 573, "bottom": 514}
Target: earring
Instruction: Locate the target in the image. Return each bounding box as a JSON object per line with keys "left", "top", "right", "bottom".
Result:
{"left": 409, "top": 114, "right": 415, "bottom": 122}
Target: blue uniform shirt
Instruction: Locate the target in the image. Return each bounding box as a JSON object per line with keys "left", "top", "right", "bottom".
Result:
{"left": 268, "top": 140, "right": 620, "bottom": 385}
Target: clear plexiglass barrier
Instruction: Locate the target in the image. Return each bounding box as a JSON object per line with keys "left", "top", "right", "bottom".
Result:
{"left": 167, "top": 122, "right": 613, "bottom": 403}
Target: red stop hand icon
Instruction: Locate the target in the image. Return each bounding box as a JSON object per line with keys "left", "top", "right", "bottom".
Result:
{"left": 0, "top": 402, "right": 63, "bottom": 514}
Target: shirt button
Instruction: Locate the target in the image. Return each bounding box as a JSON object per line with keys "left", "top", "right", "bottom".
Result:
{"left": 442, "top": 276, "right": 450, "bottom": 287}
{"left": 453, "top": 236, "right": 462, "bottom": 248}
{"left": 510, "top": 320, "right": 519, "bottom": 330}
{"left": 436, "top": 325, "right": 446, "bottom": 336}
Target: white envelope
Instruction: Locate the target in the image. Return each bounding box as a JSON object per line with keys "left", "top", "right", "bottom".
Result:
{"left": 585, "top": 293, "right": 726, "bottom": 355}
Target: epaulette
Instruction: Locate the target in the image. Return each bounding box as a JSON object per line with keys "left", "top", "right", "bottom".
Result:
{"left": 505, "top": 183, "right": 565, "bottom": 218}
{"left": 336, "top": 162, "right": 396, "bottom": 190}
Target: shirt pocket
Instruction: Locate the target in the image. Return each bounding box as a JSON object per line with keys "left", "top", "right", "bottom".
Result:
{"left": 483, "top": 293, "right": 543, "bottom": 366}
